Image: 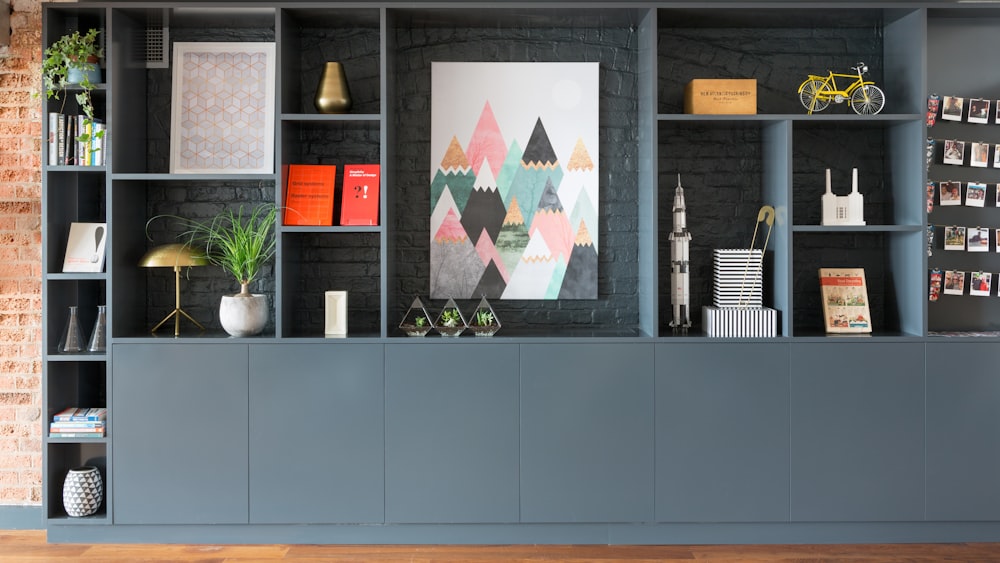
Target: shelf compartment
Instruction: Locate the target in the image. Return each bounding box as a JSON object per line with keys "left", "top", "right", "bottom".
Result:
{"left": 791, "top": 230, "right": 920, "bottom": 337}
{"left": 792, "top": 119, "right": 924, "bottom": 228}
{"left": 279, "top": 120, "right": 382, "bottom": 229}
{"left": 45, "top": 279, "right": 107, "bottom": 356}
{"left": 110, "top": 7, "right": 276, "bottom": 175}
{"left": 279, "top": 231, "right": 382, "bottom": 338}
{"left": 657, "top": 120, "right": 787, "bottom": 336}
{"left": 112, "top": 179, "right": 277, "bottom": 338}
{"left": 657, "top": 7, "right": 924, "bottom": 116}
{"left": 43, "top": 172, "right": 106, "bottom": 275}
{"left": 278, "top": 8, "right": 382, "bottom": 116}
{"left": 45, "top": 361, "right": 107, "bottom": 425}
{"left": 45, "top": 441, "right": 108, "bottom": 522}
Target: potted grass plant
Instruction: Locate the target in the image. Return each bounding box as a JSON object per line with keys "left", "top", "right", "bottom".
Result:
{"left": 149, "top": 204, "right": 278, "bottom": 337}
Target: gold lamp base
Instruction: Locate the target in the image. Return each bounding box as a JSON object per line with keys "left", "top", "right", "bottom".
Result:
{"left": 139, "top": 244, "right": 209, "bottom": 337}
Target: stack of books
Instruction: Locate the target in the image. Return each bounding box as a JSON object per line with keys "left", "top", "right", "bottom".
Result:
{"left": 49, "top": 407, "right": 106, "bottom": 438}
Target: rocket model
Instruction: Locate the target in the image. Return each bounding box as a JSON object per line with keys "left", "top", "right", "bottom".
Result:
{"left": 669, "top": 174, "right": 692, "bottom": 330}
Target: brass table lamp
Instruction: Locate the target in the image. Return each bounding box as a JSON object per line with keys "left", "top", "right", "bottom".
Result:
{"left": 139, "top": 243, "right": 209, "bottom": 336}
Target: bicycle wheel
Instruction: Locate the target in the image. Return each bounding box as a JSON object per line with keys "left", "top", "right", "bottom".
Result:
{"left": 799, "top": 80, "right": 831, "bottom": 113}
{"left": 851, "top": 85, "right": 885, "bottom": 115}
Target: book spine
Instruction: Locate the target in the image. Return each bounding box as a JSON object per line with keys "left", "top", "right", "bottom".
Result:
{"left": 63, "top": 116, "right": 74, "bottom": 165}
{"left": 93, "top": 122, "right": 105, "bottom": 166}
{"left": 47, "top": 113, "right": 59, "bottom": 166}
{"left": 53, "top": 407, "right": 107, "bottom": 421}
{"left": 56, "top": 114, "right": 66, "bottom": 165}
{"left": 50, "top": 421, "right": 105, "bottom": 429}
{"left": 77, "top": 115, "right": 86, "bottom": 166}
{"left": 49, "top": 433, "right": 106, "bottom": 439}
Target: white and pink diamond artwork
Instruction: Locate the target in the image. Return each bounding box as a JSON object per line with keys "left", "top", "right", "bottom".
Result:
{"left": 170, "top": 42, "right": 275, "bottom": 174}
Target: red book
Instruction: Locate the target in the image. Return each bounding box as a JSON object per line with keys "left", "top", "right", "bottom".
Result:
{"left": 340, "top": 164, "right": 380, "bottom": 226}
{"left": 283, "top": 164, "right": 337, "bottom": 226}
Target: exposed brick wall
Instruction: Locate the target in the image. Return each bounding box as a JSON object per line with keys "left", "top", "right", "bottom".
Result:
{"left": 0, "top": 0, "right": 46, "bottom": 506}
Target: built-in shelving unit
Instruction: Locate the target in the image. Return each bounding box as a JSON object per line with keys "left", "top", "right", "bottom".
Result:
{"left": 40, "top": 0, "right": 1000, "bottom": 546}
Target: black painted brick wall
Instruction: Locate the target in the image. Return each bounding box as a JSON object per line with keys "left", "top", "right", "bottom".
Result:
{"left": 138, "top": 17, "right": 892, "bottom": 336}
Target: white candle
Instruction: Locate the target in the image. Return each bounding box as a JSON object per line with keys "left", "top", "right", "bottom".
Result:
{"left": 826, "top": 168, "right": 831, "bottom": 191}
{"left": 852, "top": 168, "right": 858, "bottom": 191}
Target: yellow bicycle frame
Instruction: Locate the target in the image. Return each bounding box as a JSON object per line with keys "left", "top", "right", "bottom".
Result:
{"left": 799, "top": 70, "right": 877, "bottom": 114}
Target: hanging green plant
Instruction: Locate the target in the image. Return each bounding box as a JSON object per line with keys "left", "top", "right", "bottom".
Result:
{"left": 40, "top": 29, "right": 105, "bottom": 147}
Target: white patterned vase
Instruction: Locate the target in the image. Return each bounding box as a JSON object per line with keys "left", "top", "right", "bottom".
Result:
{"left": 62, "top": 466, "right": 103, "bottom": 517}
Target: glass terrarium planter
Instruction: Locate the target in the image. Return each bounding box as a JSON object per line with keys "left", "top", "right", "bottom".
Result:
{"left": 398, "top": 296, "right": 434, "bottom": 337}
{"left": 434, "top": 298, "right": 467, "bottom": 337}
{"left": 467, "top": 296, "right": 500, "bottom": 337}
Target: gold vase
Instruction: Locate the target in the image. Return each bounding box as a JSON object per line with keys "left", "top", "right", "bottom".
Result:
{"left": 314, "top": 62, "right": 352, "bottom": 114}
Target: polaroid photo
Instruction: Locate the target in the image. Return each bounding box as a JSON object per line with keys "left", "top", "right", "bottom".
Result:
{"left": 968, "top": 226, "right": 990, "bottom": 251}
{"left": 967, "top": 182, "right": 987, "bottom": 207}
{"left": 944, "top": 270, "right": 965, "bottom": 295}
{"left": 942, "top": 96, "right": 964, "bottom": 121}
{"left": 995, "top": 229, "right": 1000, "bottom": 251}
{"left": 940, "top": 181, "right": 962, "bottom": 206}
{"left": 943, "top": 139, "right": 965, "bottom": 165}
{"left": 945, "top": 226, "right": 967, "bottom": 250}
{"left": 994, "top": 145, "right": 1000, "bottom": 168}
{"left": 969, "top": 98, "right": 991, "bottom": 123}
{"left": 995, "top": 101, "right": 1000, "bottom": 124}
{"left": 972, "top": 142, "right": 991, "bottom": 168}
{"left": 971, "top": 272, "right": 993, "bottom": 296}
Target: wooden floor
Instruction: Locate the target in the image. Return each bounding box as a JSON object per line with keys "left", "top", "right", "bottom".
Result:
{"left": 4, "top": 531, "right": 1000, "bottom": 562}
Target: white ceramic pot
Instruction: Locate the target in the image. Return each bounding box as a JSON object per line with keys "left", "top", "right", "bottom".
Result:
{"left": 219, "top": 293, "right": 268, "bottom": 337}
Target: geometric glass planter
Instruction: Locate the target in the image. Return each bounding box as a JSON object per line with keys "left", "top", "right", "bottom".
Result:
{"left": 398, "top": 296, "right": 434, "bottom": 337}
{"left": 467, "top": 296, "right": 501, "bottom": 337}
{"left": 433, "top": 297, "right": 467, "bottom": 337}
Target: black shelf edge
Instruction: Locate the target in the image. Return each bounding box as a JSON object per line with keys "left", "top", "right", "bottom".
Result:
{"left": 45, "top": 514, "right": 110, "bottom": 526}
{"left": 792, "top": 224, "right": 924, "bottom": 233}
{"left": 44, "top": 353, "right": 108, "bottom": 362}
{"left": 110, "top": 173, "right": 278, "bottom": 181}
{"left": 44, "top": 165, "right": 106, "bottom": 173}
{"left": 279, "top": 225, "right": 382, "bottom": 234}
{"left": 281, "top": 113, "right": 381, "bottom": 122}
{"left": 45, "top": 273, "right": 108, "bottom": 281}
{"left": 45, "top": 436, "right": 108, "bottom": 444}
{"left": 657, "top": 113, "right": 922, "bottom": 122}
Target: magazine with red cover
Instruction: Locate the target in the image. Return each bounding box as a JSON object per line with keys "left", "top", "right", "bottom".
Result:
{"left": 283, "top": 164, "right": 337, "bottom": 226}
{"left": 340, "top": 164, "right": 380, "bottom": 226}
{"left": 819, "top": 268, "right": 872, "bottom": 333}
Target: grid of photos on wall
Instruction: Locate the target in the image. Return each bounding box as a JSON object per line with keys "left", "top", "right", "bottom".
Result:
{"left": 927, "top": 93, "right": 1000, "bottom": 303}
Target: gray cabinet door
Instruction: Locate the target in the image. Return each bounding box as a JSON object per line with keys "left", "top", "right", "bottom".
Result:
{"left": 927, "top": 342, "right": 1000, "bottom": 520}
{"left": 112, "top": 344, "right": 249, "bottom": 524}
{"left": 249, "top": 343, "right": 384, "bottom": 524}
{"left": 789, "top": 342, "right": 924, "bottom": 521}
{"left": 385, "top": 342, "right": 518, "bottom": 523}
{"left": 520, "top": 342, "right": 654, "bottom": 523}
{"left": 656, "top": 342, "right": 790, "bottom": 522}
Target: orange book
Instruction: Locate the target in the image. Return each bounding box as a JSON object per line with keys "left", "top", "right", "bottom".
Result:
{"left": 283, "top": 164, "right": 337, "bottom": 226}
{"left": 340, "top": 164, "right": 380, "bottom": 226}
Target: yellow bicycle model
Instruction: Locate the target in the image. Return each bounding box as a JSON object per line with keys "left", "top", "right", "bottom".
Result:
{"left": 798, "top": 62, "right": 885, "bottom": 115}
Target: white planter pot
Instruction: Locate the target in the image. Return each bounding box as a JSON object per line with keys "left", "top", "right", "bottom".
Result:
{"left": 219, "top": 293, "right": 268, "bottom": 337}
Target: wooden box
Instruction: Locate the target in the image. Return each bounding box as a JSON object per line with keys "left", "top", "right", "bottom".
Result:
{"left": 684, "top": 79, "right": 757, "bottom": 114}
